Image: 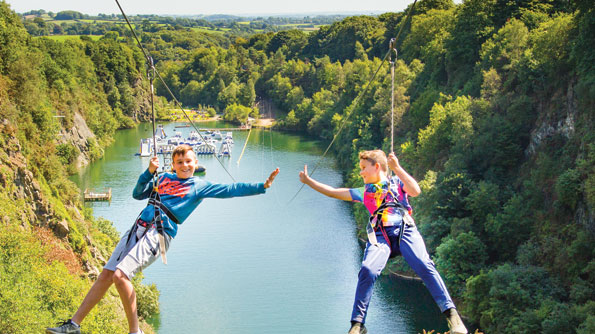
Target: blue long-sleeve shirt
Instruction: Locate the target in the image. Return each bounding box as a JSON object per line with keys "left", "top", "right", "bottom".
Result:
{"left": 133, "top": 169, "right": 266, "bottom": 238}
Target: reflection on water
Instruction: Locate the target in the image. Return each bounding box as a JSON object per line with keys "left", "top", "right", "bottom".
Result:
{"left": 71, "top": 122, "right": 450, "bottom": 334}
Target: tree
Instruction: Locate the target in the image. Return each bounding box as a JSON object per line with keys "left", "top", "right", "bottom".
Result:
{"left": 479, "top": 18, "right": 529, "bottom": 89}
{"left": 416, "top": 95, "right": 474, "bottom": 171}
{"left": 445, "top": 0, "right": 497, "bottom": 90}
{"left": 180, "top": 80, "right": 202, "bottom": 107}
{"left": 239, "top": 78, "right": 255, "bottom": 107}
{"left": 266, "top": 29, "right": 307, "bottom": 58}
{"left": 223, "top": 103, "right": 251, "bottom": 124}
{"left": 303, "top": 16, "right": 386, "bottom": 62}
{"left": 464, "top": 264, "right": 564, "bottom": 333}
{"left": 435, "top": 231, "right": 487, "bottom": 297}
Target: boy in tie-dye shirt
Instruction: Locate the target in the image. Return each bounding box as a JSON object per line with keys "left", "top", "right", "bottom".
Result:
{"left": 299, "top": 150, "right": 467, "bottom": 334}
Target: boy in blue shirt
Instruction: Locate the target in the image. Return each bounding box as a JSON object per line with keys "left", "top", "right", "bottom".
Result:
{"left": 47, "top": 144, "right": 279, "bottom": 334}
{"left": 299, "top": 150, "right": 467, "bottom": 334}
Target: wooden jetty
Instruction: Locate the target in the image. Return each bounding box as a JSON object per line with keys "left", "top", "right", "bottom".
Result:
{"left": 84, "top": 188, "right": 112, "bottom": 202}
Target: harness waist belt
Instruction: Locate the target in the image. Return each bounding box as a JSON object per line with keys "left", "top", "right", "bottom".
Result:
{"left": 367, "top": 201, "right": 415, "bottom": 247}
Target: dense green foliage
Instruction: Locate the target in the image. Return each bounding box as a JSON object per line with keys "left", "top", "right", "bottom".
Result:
{"left": 3, "top": 0, "right": 594, "bottom": 332}
{"left": 0, "top": 1, "right": 159, "bottom": 332}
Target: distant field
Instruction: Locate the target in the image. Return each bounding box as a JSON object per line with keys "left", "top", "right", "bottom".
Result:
{"left": 79, "top": 19, "right": 117, "bottom": 23}
{"left": 35, "top": 35, "right": 103, "bottom": 41}
{"left": 280, "top": 23, "right": 321, "bottom": 31}
{"left": 190, "top": 27, "right": 226, "bottom": 34}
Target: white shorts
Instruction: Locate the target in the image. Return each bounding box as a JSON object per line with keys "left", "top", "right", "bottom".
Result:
{"left": 104, "top": 224, "right": 171, "bottom": 279}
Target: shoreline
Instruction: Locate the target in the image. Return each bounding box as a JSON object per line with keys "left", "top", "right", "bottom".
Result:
{"left": 159, "top": 116, "right": 276, "bottom": 128}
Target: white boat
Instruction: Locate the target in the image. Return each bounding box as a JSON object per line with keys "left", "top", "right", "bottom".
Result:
{"left": 138, "top": 124, "right": 170, "bottom": 157}
{"left": 212, "top": 131, "right": 223, "bottom": 140}
{"left": 195, "top": 141, "right": 217, "bottom": 155}
{"left": 224, "top": 132, "right": 234, "bottom": 144}
{"left": 139, "top": 138, "right": 152, "bottom": 157}
{"left": 218, "top": 141, "right": 232, "bottom": 157}
{"left": 188, "top": 130, "right": 201, "bottom": 141}
{"left": 154, "top": 124, "right": 167, "bottom": 139}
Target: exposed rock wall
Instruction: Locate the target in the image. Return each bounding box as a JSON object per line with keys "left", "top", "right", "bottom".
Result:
{"left": 57, "top": 112, "right": 96, "bottom": 169}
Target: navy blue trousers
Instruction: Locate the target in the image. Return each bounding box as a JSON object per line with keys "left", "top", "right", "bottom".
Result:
{"left": 351, "top": 225, "right": 455, "bottom": 324}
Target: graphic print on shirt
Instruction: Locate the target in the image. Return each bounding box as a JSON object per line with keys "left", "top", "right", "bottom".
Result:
{"left": 349, "top": 178, "right": 413, "bottom": 226}
{"left": 158, "top": 177, "right": 191, "bottom": 198}
{"left": 363, "top": 183, "right": 396, "bottom": 225}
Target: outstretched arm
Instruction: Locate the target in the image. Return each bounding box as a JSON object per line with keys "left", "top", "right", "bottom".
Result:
{"left": 299, "top": 165, "right": 352, "bottom": 201}
{"left": 388, "top": 153, "right": 421, "bottom": 197}
{"left": 199, "top": 168, "right": 279, "bottom": 198}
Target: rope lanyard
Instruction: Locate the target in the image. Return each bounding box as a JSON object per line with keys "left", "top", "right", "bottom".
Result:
{"left": 389, "top": 38, "right": 397, "bottom": 154}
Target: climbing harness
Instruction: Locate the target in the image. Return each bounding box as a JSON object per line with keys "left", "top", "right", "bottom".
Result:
{"left": 289, "top": 0, "right": 418, "bottom": 203}
{"left": 366, "top": 179, "right": 415, "bottom": 251}
{"left": 118, "top": 182, "right": 178, "bottom": 264}
{"left": 149, "top": 186, "right": 172, "bottom": 264}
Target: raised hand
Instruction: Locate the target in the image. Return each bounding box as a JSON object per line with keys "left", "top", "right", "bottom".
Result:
{"left": 264, "top": 168, "right": 280, "bottom": 189}
{"left": 298, "top": 165, "right": 310, "bottom": 184}
{"left": 149, "top": 156, "right": 160, "bottom": 174}
{"left": 387, "top": 152, "right": 400, "bottom": 171}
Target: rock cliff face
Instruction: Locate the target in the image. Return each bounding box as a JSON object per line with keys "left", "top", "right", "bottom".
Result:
{"left": 57, "top": 112, "right": 97, "bottom": 169}
{"left": 526, "top": 80, "right": 577, "bottom": 156}
{"left": 0, "top": 120, "right": 51, "bottom": 226}
{"left": 0, "top": 119, "right": 100, "bottom": 277}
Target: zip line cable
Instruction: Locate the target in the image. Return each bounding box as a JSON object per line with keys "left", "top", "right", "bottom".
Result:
{"left": 114, "top": 0, "right": 236, "bottom": 182}
{"left": 288, "top": 0, "right": 418, "bottom": 204}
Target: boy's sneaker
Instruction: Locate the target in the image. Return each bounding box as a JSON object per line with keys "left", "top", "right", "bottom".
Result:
{"left": 348, "top": 322, "right": 368, "bottom": 334}
{"left": 444, "top": 308, "right": 468, "bottom": 334}
{"left": 46, "top": 319, "right": 81, "bottom": 334}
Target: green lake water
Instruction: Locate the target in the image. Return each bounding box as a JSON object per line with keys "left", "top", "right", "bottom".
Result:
{"left": 71, "top": 122, "right": 450, "bottom": 334}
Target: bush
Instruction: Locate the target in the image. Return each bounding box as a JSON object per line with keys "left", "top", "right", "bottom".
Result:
{"left": 56, "top": 143, "right": 79, "bottom": 166}
{"left": 132, "top": 273, "right": 160, "bottom": 320}
{"left": 464, "top": 263, "right": 564, "bottom": 333}
{"left": 0, "top": 226, "right": 127, "bottom": 333}
{"left": 555, "top": 168, "right": 581, "bottom": 210}
{"left": 435, "top": 231, "right": 487, "bottom": 297}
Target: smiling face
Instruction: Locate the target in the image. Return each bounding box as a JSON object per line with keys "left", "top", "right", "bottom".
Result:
{"left": 359, "top": 159, "right": 383, "bottom": 184}
{"left": 171, "top": 150, "right": 198, "bottom": 179}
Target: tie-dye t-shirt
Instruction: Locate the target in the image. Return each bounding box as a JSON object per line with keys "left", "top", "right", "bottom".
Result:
{"left": 348, "top": 176, "right": 412, "bottom": 226}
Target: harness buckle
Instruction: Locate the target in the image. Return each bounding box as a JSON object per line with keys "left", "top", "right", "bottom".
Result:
{"left": 136, "top": 218, "right": 153, "bottom": 228}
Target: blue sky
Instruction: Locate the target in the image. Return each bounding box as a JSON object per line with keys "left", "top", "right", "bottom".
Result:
{"left": 6, "top": 0, "right": 449, "bottom": 16}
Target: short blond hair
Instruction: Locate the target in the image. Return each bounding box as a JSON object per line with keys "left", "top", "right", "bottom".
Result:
{"left": 359, "top": 150, "right": 387, "bottom": 172}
